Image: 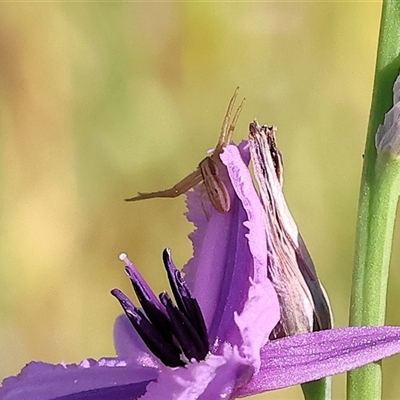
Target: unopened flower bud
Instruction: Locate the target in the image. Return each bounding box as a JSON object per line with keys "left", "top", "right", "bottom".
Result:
{"left": 376, "top": 74, "right": 400, "bottom": 155}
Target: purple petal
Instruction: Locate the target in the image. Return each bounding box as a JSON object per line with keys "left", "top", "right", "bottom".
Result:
{"left": 220, "top": 144, "right": 280, "bottom": 365}
{"left": 142, "top": 346, "right": 251, "bottom": 400}
{"left": 184, "top": 142, "right": 279, "bottom": 353}
{"left": 0, "top": 358, "right": 158, "bottom": 400}
{"left": 235, "top": 326, "right": 400, "bottom": 396}
{"left": 184, "top": 163, "right": 247, "bottom": 350}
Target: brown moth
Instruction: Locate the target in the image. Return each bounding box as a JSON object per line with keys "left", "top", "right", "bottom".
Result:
{"left": 125, "top": 88, "right": 244, "bottom": 213}
{"left": 248, "top": 121, "right": 333, "bottom": 337}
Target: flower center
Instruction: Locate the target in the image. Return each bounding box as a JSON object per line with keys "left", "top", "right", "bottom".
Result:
{"left": 111, "top": 249, "right": 209, "bottom": 367}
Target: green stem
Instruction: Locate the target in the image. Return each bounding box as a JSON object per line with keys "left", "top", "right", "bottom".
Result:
{"left": 301, "top": 378, "right": 331, "bottom": 400}
{"left": 348, "top": 1, "right": 400, "bottom": 399}
{"left": 362, "top": 154, "right": 400, "bottom": 323}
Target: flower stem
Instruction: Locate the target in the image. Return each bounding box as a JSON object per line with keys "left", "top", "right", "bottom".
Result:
{"left": 348, "top": 1, "right": 400, "bottom": 399}
{"left": 301, "top": 378, "right": 331, "bottom": 400}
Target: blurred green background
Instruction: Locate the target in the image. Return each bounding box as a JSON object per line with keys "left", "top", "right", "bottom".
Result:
{"left": 0, "top": 2, "right": 399, "bottom": 399}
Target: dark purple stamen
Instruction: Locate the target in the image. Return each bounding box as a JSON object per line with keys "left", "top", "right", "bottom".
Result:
{"left": 125, "top": 267, "right": 174, "bottom": 340}
{"left": 111, "top": 250, "right": 209, "bottom": 368}
{"left": 111, "top": 289, "right": 184, "bottom": 367}
{"left": 160, "top": 292, "right": 208, "bottom": 361}
{"left": 162, "top": 249, "right": 209, "bottom": 351}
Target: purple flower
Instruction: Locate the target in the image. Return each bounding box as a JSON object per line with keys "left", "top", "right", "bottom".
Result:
{"left": 2, "top": 139, "right": 400, "bottom": 400}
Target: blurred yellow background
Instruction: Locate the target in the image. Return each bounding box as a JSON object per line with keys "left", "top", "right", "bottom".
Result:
{"left": 1, "top": 2, "right": 399, "bottom": 399}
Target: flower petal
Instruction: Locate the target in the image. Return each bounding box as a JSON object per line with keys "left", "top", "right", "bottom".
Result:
{"left": 220, "top": 143, "right": 280, "bottom": 366}
{"left": 184, "top": 156, "right": 246, "bottom": 349}
{"left": 0, "top": 357, "right": 158, "bottom": 400}
{"left": 235, "top": 326, "right": 400, "bottom": 396}
{"left": 142, "top": 346, "right": 251, "bottom": 400}
{"left": 184, "top": 142, "right": 279, "bottom": 353}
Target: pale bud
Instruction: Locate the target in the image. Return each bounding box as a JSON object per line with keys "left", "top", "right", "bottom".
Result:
{"left": 376, "top": 74, "right": 400, "bottom": 155}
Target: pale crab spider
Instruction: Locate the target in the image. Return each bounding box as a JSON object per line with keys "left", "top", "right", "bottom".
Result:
{"left": 125, "top": 88, "right": 244, "bottom": 213}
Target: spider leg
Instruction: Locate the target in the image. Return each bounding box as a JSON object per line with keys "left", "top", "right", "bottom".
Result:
{"left": 225, "top": 97, "right": 245, "bottom": 144}
{"left": 216, "top": 87, "right": 239, "bottom": 150}
{"left": 125, "top": 168, "right": 203, "bottom": 202}
{"left": 126, "top": 89, "right": 244, "bottom": 212}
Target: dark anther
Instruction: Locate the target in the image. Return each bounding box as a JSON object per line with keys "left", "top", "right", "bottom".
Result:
{"left": 162, "top": 249, "right": 209, "bottom": 353}
{"left": 160, "top": 292, "right": 208, "bottom": 362}
{"left": 111, "top": 249, "right": 209, "bottom": 367}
